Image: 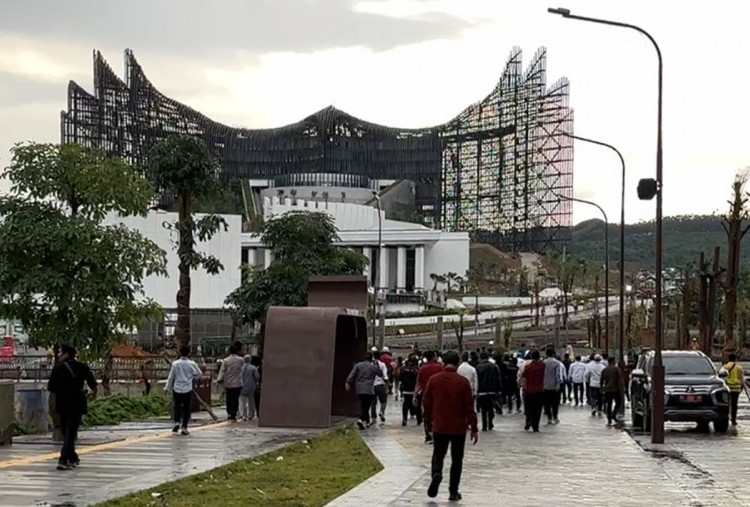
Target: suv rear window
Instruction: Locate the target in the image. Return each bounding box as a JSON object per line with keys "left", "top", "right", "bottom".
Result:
{"left": 663, "top": 356, "right": 715, "bottom": 375}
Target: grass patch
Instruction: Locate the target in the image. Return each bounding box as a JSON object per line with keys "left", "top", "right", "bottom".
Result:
{"left": 83, "top": 394, "right": 171, "bottom": 427}
{"left": 95, "top": 426, "right": 382, "bottom": 507}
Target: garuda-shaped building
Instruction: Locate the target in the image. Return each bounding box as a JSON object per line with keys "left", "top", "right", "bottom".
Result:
{"left": 61, "top": 48, "right": 573, "bottom": 252}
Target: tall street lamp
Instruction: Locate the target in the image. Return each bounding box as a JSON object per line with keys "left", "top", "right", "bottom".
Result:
{"left": 372, "top": 192, "right": 385, "bottom": 349}
{"left": 554, "top": 193, "right": 609, "bottom": 355}
{"left": 561, "top": 133, "right": 627, "bottom": 367}
{"left": 549, "top": 6, "right": 665, "bottom": 444}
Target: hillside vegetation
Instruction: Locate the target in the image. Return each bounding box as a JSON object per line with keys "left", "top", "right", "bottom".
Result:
{"left": 569, "top": 214, "right": 750, "bottom": 270}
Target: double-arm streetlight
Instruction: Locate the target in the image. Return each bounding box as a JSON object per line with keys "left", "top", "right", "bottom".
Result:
{"left": 372, "top": 192, "right": 384, "bottom": 349}
{"left": 561, "top": 133, "right": 626, "bottom": 367}
{"left": 549, "top": 6, "right": 665, "bottom": 444}
{"left": 554, "top": 193, "right": 609, "bottom": 353}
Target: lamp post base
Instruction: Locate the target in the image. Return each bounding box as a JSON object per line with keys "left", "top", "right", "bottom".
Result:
{"left": 651, "top": 363, "right": 665, "bottom": 443}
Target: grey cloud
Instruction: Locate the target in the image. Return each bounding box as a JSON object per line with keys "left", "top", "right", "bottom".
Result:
{"left": 0, "top": 72, "right": 65, "bottom": 109}
{"left": 0, "top": 0, "right": 474, "bottom": 54}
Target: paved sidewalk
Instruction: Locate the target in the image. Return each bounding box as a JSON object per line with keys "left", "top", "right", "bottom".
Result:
{"left": 0, "top": 409, "right": 321, "bottom": 506}
{"left": 330, "top": 397, "right": 750, "bottom": 506}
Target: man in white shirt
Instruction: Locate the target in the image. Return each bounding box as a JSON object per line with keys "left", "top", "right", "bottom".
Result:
{"left": 217, "top": 344, "right": 244, "bottom": 421}
{"left": 166, "top": 345, "right": 202, "bottom": 435}
{"left": 457, "top": 352, "right": 478, "bottom": 398}
{"left": 584, "top": 355, "right": 606, "bottom": 416}
{"left": 371, "top": 351, "right": 390, "bottom": 423}
{"left": 568, "top": 355, "right": 587, "bottom": 406}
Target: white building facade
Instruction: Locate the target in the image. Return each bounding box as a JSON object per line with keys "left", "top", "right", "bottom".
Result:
{"left": 242, "top": 197, "right": 469, "bottom": 302}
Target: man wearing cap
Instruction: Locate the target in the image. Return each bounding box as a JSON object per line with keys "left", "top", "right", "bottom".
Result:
{"left": 585, "top": 354, "right": 606, "bottom": 416}
{"left": 423, "top": 350, "right": 478, "bottom": 502}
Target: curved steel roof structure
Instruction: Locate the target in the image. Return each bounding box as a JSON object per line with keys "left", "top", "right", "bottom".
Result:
{"left": 61, "top": 48, "right": 573, "bottom": 252}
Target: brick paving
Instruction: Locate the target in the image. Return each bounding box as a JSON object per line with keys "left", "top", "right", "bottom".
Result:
{"left": 0, "top": 409, "right": 321, "bottom": 507}
{"left": 329, "top": 397, "right": 750, "bottom": 506}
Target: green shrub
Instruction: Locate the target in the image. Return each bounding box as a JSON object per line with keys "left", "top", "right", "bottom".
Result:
{"left": 83, "top": 394, "right": 171, "bottom": 427}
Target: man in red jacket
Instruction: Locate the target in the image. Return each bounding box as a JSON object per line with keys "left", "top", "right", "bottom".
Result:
{"left": 423, "top": 350, "right": 479, "bottom": 502}
{"left": 416, "top": 350, "right": 443, "bottom": 443}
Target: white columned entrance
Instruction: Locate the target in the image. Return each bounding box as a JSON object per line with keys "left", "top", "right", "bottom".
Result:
{"left": 264, "top": 248, "right": 273, "bottom": 269}
{"left": 397, "top": 247, "right": 406, "bottom": 290}
{"left": 415, "top": 245, "right": 425, "bottom": 291}
{"left": 247, "top": 248, "right": 257, "bottom": 267}
{"left": 379, "top": 246, "right": 389, "bottom": 292}
{"left": 362, "top": 247, "right": 372, "bottom": 281}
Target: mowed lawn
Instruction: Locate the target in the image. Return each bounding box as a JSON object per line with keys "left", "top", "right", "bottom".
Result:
{"left": 96, "top": 427, "right": 382, "bottom": 507}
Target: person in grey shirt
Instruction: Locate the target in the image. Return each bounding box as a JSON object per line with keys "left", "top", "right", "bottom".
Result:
{"left": 217, "top": 344, "right": 244, "bottom": 421}
{"left": 543, "top": 348, "right": 565, "bottom": 425}
{"left": 346, "top": 352, "right": 383, "bottom": 430}
{"left": 239, "top": 355, "right": 260, "bottom": 421}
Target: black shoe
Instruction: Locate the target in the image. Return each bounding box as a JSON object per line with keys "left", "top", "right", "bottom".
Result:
{"left": 172, "top": 424, "right": 180, "bottom": 433}
{"left": 181, "top": 428, "right": 190, "bottom": 435}
{"left": 70, "top": 459, "right": 80, "bottom": 468}
{"left": 489, "top": 423, "right": 494, "bottom": 430}
{"left": 380, "top": 414, "right": 386, "bottom": 423}
{"left": 449, "top": 492, "right": 462, "bottom": 501}
{"left": 357, "top": 420, "right": 366, "bottom": 430}
{"left": 425, "top": 436, "right": 433, "bottom": 444}
{"left": 402, "top": 420, "right": 407, "bottom": 426}
{"left": 427, "top": 473, "right": 442, "bottom": 498}
{"left": 524, "top": 424, "right": 530, "bottom": 431}
{"left": 533, "top": 428, "right": 539, "bottom": 432}
{"left": 56, "top": 461, "right": 71, "bottom": 471}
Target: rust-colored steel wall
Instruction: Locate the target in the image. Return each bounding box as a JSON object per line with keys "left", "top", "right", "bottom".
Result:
{"left": 308, "top": 276, "right": 368, "bottom": 312}
{"left": 259, "top": 306, "right": 366, "bottom": 428}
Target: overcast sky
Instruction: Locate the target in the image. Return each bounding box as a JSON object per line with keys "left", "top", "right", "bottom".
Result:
{"left": 1, "top": 0, "right": 748, "bottom": 225}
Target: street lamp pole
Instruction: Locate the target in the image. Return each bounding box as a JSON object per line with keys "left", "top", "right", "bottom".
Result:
{"left": 561, "top": 133, "right": 626, "bottom": 367}
{"left": 555, "top": 193, "right": 609, "bottom": 355}
{"left": 373, "top": 192, "right": 384, "bottom": 349}
{"left": 548, "top": 6, "right": 665, "bottom": 444}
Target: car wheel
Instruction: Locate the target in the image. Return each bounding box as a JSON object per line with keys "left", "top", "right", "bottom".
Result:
{"left": 714, "top": 417, "right": 729, "bottom": 433}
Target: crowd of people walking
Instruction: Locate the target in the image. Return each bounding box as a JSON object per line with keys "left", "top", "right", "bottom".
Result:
{"left": 346, "top": 342, "right": 628, "bottom": 500}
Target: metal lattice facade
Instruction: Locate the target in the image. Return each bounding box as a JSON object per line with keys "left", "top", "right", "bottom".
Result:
{"left": 61, "top": 48, "right": 573, "bottom": 253}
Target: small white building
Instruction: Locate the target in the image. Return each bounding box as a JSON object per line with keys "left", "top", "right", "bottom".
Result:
{"left": 242, "top": 196, "right": 470, "bottom": 303}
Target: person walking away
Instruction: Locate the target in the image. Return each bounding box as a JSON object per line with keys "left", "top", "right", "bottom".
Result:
{"left": 561, "top": 355, "right": 572, "bottom": 404}
{"left": 381, "top": 347, "right": 394, "bottom": 394}
{"left": 494, "top": 356, "right": 508, "bottom": 414}
{"left": 476, "top": 352, "right": 502, "bottom": 431}
{"left": 504, "top": 356, "right": 521, "bottom": 413}
{"left": 47, "top": 343, "right": 98, "bottom": 470}
{"left": 346, "top": 352, "right": 383, "bottom": 429}
{"left": 399, "top": 356, "right": 421, "bottom": 426}
{"left": 522, "top": 350, "right": 545, "bottom": 432}
{"left": 423, "top": 351, "right": 478, "bottom": 501}
{"left": 239, "top": 355, "right": 260, "bottom": 421}
{"left": 393, "top": 356, "right": 404, "bottom": 401}
{"left": 416, "top": 351, "right": 444, "bottom": 443}
{"left": 585, "top": 354, "right": 606, "bottom": 416}
{"left": 569, "top": 356, "right": 587, "bottom": 406}
{"left": 457, "top": 352, "right": 478, "bottom": 399}
{"left": 217, "top": 344, "right": 244, "bottom": 421}
{"left": 371, "top": 351, "right": 390, "bottom": 423}
{"left": 250, "top": 356, "right": 262, "bottom": 417}
{"left": 165, "top": 345, "right": 202, "bottom": 435}
{"left": 543, "top": 349, "right": 565, "bottom": 425}
{"left": 600, "top": 357, "right": 625, "bottom": 426}
{"left": 720, "top": 353, "right": 745, "bottom": 426}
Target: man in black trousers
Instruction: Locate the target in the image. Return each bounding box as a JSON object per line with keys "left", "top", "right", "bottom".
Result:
{"left": 47, "top": 344, "right": 98, "bottom": 470}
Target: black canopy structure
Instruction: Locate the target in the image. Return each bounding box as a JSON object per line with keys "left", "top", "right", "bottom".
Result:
{"left": 61, "top": 47, "right": 573, "bottom": 252}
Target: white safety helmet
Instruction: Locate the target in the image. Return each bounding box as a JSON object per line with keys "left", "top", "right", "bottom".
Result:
{"left": 371, "top": 346, "right": 378, "bottom": 352}
{"left": 383, "top": 346, "right": 390, "bottom": 353}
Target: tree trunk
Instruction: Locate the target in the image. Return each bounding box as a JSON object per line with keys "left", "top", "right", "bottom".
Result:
{"left": 707, "top": 247, "right": 720, "bottom": 356}
{"left": 724, "top": 188, "right": 746, "bottom": 359}
{"left": 681, "top": 272, "right": 691, "bottom": 349}
{"left": 699, "top": 252, "right": 709, "bottom": 353}
{"left": 174, "top": 192, "right": 193, "bottom": 348}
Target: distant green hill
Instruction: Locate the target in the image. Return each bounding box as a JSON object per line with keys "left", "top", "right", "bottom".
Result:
{"left": 569, "top": 214, "right": 750, "bottom": 271}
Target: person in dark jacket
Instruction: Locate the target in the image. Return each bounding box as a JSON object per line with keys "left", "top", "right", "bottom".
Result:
{"left": 346, "top": 352, "right": 383, "bottom": 430}
{"left": 476, "top": 352, "right": 502, "bottom": 431}
{"left": 423, "top": 350, "right": 478, "bottom": 501}
{"left": 47, "top": 343, "right": 97, "bottom": 470}
{"left": 398, "top": 356, "right": 421, "bottom": 426}
{"left": 504, "top": 356, "right": 521, "bottom": 413}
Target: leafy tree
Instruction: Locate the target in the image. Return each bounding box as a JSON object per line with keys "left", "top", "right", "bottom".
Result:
{"left": 224, "top": 211, "right": 367, "bottom": 350}
{"left": 146, "top": 135, "right": 228, "bottom": 347}
{"left": 0, "top": 142, "right": 167, "bottom": 358}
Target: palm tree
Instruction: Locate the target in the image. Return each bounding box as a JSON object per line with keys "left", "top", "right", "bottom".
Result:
{"left": 341, "top": 191, "right": 346, "bottom": 203}
{"left": 446, "top": 272, "right": 458, "bottom": 293}
{"left": 290, "top": 188, "right": 298, "bottom": 205}
{"left": 322, "top": 191, "right": 329, "bottom": 208}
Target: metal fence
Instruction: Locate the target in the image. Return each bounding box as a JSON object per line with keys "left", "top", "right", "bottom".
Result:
{"left": 0, "top": 355, "right": 224, "bottom": 382}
